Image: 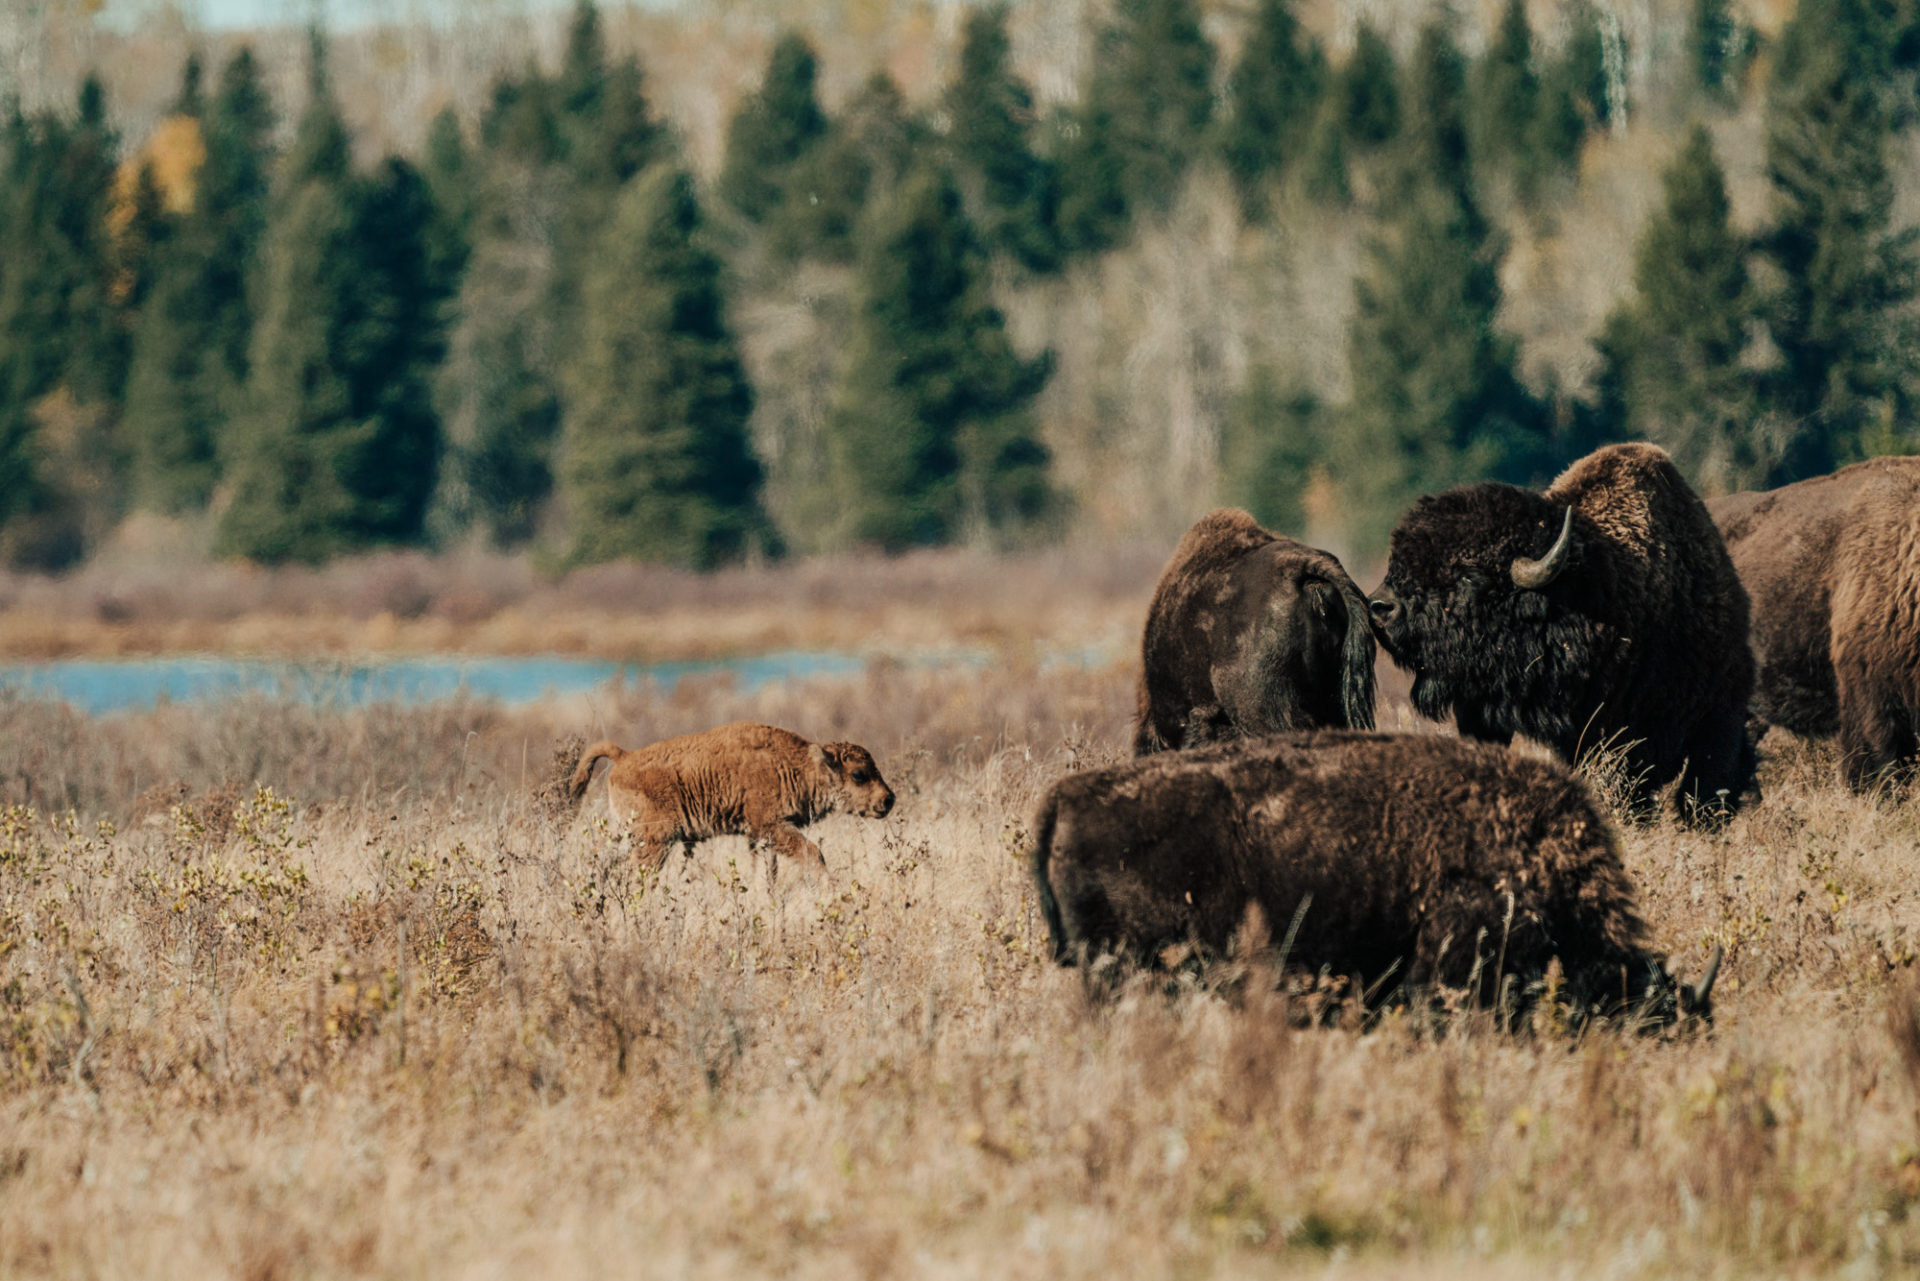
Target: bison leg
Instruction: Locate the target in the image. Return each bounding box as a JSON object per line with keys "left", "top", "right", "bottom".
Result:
{"left": 1672, "top": 706, "right": 1756, "bottom": 824}
{"left": 752, "top": 821, "right": 828, "bottom": 881}
{"left": 1836, "top": 672, "right": 1918, "bottom": 790}
{"left": 1452, "top": 703, "right": 1514, "bottom": 747}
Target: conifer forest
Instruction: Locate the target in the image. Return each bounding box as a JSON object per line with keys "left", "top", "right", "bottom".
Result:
{"left": 5, "top": 0, "right": 1915, "bottom": 574}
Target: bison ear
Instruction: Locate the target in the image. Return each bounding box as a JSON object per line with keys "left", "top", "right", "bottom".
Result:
{"left": 1510, "top": 507, "right": 1575, "bottom": 590}
{"left": 810, "top": 742, "right": 846, "bottom": 774}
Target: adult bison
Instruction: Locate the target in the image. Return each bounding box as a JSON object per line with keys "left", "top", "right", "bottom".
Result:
{"left": 1366, "top": 443, "right": 1754, "bottom": 821}
{"left": 1710, "top": 457, "right": 1920, "bottom": 788}
{"left": 1135, "top": 508, "right": 1375, "bottom": 755}
{"left": 1031, "top": 732, "right": 1719, "bottom": 1022}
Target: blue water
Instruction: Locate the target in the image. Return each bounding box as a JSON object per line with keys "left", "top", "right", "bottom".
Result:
{"left": 0, "top": 651, "right": 868, "bottom": 715}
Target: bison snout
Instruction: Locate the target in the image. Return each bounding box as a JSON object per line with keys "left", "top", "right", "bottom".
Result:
{"left": 865, "top": 790, "right": 895, "bottom": 819}
{"left": 1367, "top": 593, "right": 1403, "bottom": 636}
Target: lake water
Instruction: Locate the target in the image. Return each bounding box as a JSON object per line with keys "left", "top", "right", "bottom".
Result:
{"left": 0, "top": 651, "right": 870, "bottom": 715}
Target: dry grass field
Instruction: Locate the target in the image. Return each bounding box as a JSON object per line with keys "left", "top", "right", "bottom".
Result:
{"left": 3, "top": 654, "right": 1919, "bottom": 1279}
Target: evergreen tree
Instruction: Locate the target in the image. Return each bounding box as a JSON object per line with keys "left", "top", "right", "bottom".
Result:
{"left": 779, "top": 71, "right": 925, "bottom": 264}
{"left": 1596, "top": 126, "right": 1764, "bottom": 490}
{"left": 1399, "top": 13, "right": 1472, "bottom": 200}
{"left": 1339, "top": 172, "right": 1544, "bottom": 549}
{"left": 220, "top": 41, "right": 451, "bottom": 561}
{"left": 717, "top": 32, "right": 828, "bottom": 225}
{"left": 1333, "top": 22, "right": 1400, "bottom": 149}
{"left": 1471, "top": 0, "right": 1539, "bottom": 170}
{"left": 1760, "top": 0, "right": 1920, "bottom": 473}
{"left": 560, "top": 168, "right": 766, "bottom": 568}
{"left": 1218, "top": 366, "right": 1322, "bottom": 535}
{"left": 121, "top": 47, "right": 276, "bottom": 512}
{"left": 824, "top": 164, "right": 1054, "bottom": 549}
{"left": 1692, "top": 0, "right": 1737, "bottom": 99}
{"left": 944, "top": 3, "right": 1059, "bottom": 269}
{"left": 1219, "top": 0, "right": 1326, "bottom": 218}
{"left": 1533, "top": 6, "right": 1609, "bottom": 173}
{"left": 1055, "top": 0, "right": 1216, "bottom": 253}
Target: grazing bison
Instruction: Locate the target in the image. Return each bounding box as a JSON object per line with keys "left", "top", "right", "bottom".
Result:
{"left": 1135, "top": 508, "right": 1375, "bottom": 755}
{"left": 1710, "top": 457, "right": 1920, "bottom": 787}
{"left": 1367, "top": 443, "right": 1755, "bottom": 820}
{"left": 569, "top": 723, "right": 894, "bottom": 880}
{"left": 1032, "top": 732, "right": 1719, "bottom": 1022}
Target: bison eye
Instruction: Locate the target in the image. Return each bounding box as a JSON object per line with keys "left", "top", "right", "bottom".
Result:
{"left": 851, "top": 770, "right": 870, "bottom": 783}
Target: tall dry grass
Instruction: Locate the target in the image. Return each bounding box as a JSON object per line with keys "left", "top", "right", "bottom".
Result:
{"left": 3, "top": 663, "right": 1918, "bottom": 1278}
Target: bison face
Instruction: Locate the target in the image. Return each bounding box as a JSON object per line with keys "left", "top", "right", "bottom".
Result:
{"left": 813, "top": 742, "right": 896, "bottom": 818}
{"left": 1368, "top": 484, "right": 1582, "bottom": 735}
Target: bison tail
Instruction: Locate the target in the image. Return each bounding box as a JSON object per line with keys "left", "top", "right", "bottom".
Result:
{"left": 1338, "top": 581, "right": 1378, "bottom": 730}
{"left": 569, "top": 741, "right": 625, "bottom": 805}
{"left": 1030, "top": 795, "right": 1071, "bottom": 964}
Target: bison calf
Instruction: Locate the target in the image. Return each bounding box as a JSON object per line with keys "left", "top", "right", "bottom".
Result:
{"left": 570, "top": 722, "right": 894, "bottom": 881}
{"left": 1032, "top": 732, "right": 1717, "bottom": 1022}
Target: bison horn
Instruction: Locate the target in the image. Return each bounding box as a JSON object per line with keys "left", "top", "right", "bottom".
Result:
{"left": 1689, "top": 944, "right": 1724, "bottom": 1012}
{"left": 1510, "top": 507, "right": 1575, "bottom": 590}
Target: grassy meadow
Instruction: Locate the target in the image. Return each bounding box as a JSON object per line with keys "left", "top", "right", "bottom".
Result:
{"left": 3, "top": 619, "right": 1920, "bottom": 1279}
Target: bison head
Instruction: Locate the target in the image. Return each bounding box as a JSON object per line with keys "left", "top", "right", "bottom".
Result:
{"left": 811, "top": 741, "right": 896, "bottom": 819}
{"left": 1367, "top": 484, "right": 1592, "bottom": 740}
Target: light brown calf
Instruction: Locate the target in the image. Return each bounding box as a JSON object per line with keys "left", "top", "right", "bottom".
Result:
{"left": 569, "top": 722, "right": 895, "bottom": 881}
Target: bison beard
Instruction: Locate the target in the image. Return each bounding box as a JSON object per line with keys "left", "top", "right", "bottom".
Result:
{"left": 1368, "top": 443, "right": 1755, "bottom": 822}
{"left": 1031, "top": 732, "right": 1718, "bottom": 1024}
{"left": 1135, "top": 508, "right": 1375, "bottom": 755}
{"left": 1711, "top": 457, "right": 1920, "bottom": 789}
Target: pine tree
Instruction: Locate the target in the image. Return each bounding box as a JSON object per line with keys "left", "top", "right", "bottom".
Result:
{"left": 944, "top": 3, "right": 1059, "bottom": 269}
{"left": 1399, "top": 13, "right": 1472, "bottom": 201}
{"left": 1760, "top": 0, "right": 1920, "bottom": 473}
{"left": 220, "top": 40, "right": 451, "bottom": 561}
{"left": 560, "top": 168, "right": 766, "bottom": 568}
{"left": 1219, "top": 366, "right": 1322, "bottom": 535}
{"left": 1471, "top": 0, "right": 1539, "bottom": 171}
{"left": 824, "top": 165, "right": 1054, "bottom": 549}
{"left": 121, "top": 47, "right": 276, "bottom": 513}
{"left": 1596, "top": 125, "right": 1764, "bottom": 490}
{"left": 1532, "top": 5, "right": 1609, "bottom": 173}
{"left": 717, "top": 32, "right": 828, "bottom": 225}
{"left": 778, "top": 71, "right": 925, "bottom": 264}
{"left": 1339, "top": 173, "right": 1544, "bottom": 549}
{"left": 1055, "top": 0, "right": 1216, "bottom": 253}
{"left": 1333, "top": 22, "right": 1400, "bottom": 150}
{"left": 1219, "top": 0, "right": 1326, "bottom": 218}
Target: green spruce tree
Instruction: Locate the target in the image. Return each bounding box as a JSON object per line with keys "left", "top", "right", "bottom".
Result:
{"left": 1055, "top": 0, "right": 1216, "bottom": 253}
{"left": 717, "top": 32, "right": 828, "bottom": 225}
{"left": 1596, "top": 125, "right": 1763, "bottom": 490}
{"left": 220, "top": 37, "right": 452, "bottom": 561}
{"left": 1218, "top": 365, "right": 1322, "bottom": 535}
{"left": 560, "top": 168, "right": 766, "bottom": 568}
{"left": 944, "top": 3, "right": 1059, "bottom": 269}
{"left": 1338, "top": 172, "right": 1544, "bottom": 549}
{"left": 779, "top": 72, "right": 926, "bottom": 264}
{"left": 1760, "top": 0, "right": 1920, "bottom": 472}
{"left": 824, "top": 164, "right": 1054, "bottom": 549}
{"left": 1219, "top": 0, "right": 1326, "bottom": 218}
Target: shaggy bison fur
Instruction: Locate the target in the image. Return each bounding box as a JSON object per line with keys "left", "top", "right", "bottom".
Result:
{"left": 570, "top": 723, "right": 894, "bottom": 881}
{"left": 1135, "top": 508, "right": 1375, "bottom": 755}
{"left": 1710, "top": 457, "right": 1920, "bottom": 787}
{"left": 1367, "top": 443, "right": 1755, "bottom": 821}
{"left": 1031, "top": 732, "right": 1718, "bottom": 1021}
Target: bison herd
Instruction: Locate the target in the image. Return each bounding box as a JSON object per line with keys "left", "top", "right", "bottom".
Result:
{"left": 574, "top": 443, "right": 1916, "bottom": 1028}
{"left": 1033, "top": 442, "right": 1914, "bottom": 1023}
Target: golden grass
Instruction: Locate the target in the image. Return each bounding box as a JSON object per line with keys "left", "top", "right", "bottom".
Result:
{"left": 0, "top": 545, "right": 1162, "bottom": 661}
{"left": 3, "top": 661, "right": 1919, "bottom": 1278}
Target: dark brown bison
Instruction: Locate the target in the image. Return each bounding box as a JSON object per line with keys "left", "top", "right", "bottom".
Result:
{"left": 1366, "top": 443, "right": 1755, "bottom": 821}
{"left": 1709, "top": 457, "right": 1920, "bottom": 788}
{"left": 1031, "top": 731, "right": 1719, "bottom": 1022}
{"left": 1135, "top": 508, "right": 1375, "bottom": 755}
